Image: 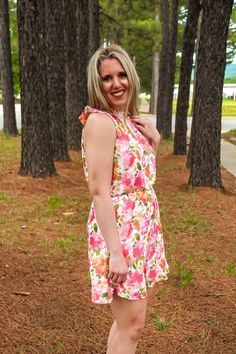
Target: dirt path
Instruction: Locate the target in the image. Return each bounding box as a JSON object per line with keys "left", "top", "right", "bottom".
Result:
{"left": 0, "top": 137, "right": 236, "bottom": 354}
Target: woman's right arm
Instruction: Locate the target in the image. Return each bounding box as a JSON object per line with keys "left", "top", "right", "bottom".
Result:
{"left": 83, "top": 113, "right": 128, "bottom": 284}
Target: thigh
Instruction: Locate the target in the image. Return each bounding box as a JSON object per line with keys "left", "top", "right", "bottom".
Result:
{"left": 110, "top": 294, "right": 147, "bottom": 328}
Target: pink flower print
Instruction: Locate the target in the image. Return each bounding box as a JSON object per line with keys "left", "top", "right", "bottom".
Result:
{"left": 134, "top": 172, "right": 145, "bottom": 188}
{"left": 120, "top": 221, "right": 133, "bottom": 240}
{"left": 90, "top": 235, "right": 103, "bottom": 250}
{"left": 123, "top": 199, "right": 135, "bottom": 218}
{"left": 124, "top": 199, "right": 135, "bottom": 210}
{"left": 133, "top": 243, "right": 144, "bottom": 259}
{"left": 128, "top": 271, "right": 143, "bottom": 285}
{"left": 149, "top": 269, "right": 157, "bottom": 280}
{"left": 121, "top": 174, "right": 132, "bottom": 186}
{"left": 141, "top": 219, "right": 149, "bottom": 234}
{"left": 123, "top": 152, "right": 135, "bottom": 169}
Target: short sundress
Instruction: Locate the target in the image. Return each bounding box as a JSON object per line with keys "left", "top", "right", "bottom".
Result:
{"left": 79, "top": 106, "right": 169, "bottom": 304}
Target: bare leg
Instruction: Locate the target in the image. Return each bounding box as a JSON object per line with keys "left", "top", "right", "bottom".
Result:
{"left": 106, "top": 295, "right": 147, "bottom": 354}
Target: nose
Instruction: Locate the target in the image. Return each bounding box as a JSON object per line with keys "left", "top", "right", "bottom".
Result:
{"left": 112, "top": 75, "right": 121, "bottom": 88}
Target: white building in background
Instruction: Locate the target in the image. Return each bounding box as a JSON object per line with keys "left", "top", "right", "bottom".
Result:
{"left": 173, "top": 84, "right": 236, "bottom": 100}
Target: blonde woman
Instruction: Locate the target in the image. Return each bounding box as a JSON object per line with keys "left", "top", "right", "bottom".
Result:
{"left": 79, "top": 44, "right": 169, "bottom": 354}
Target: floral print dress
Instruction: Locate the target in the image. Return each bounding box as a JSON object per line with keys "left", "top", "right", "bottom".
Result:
{"left": 79, "top": 106, "right": 169, "bottom": 304}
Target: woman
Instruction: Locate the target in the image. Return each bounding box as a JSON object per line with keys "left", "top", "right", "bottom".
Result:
{"left": 79, "top": 44, "right": 169, "bottom": 354}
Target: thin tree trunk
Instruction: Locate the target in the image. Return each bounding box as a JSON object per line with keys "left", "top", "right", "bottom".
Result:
{"left": 190, "top": 9, "right": 202, "bottom": 118}
{"left": 45, "top": 0, "right": 69, "bottom": 161}
{"left": 18, "top": 0, "right": 56, "bottom": 177}
{"left": 156, "top": 0, "right": 178, "bottom": 138}
{"left": 156, "top": 0, "right": 170, "bottom": 133}
{"left": 149, "top": 52, "right": 160, "bottom": 115}
{"left": 173, "top": 0, "right": 201, "bottom": 155}
{"left": 149, "top": 7, "right": 160, "bottom": 115}
{"left": 162, "top": 0, "right": 179, "bottom": 139}
{"left": 0, "top": 0, "right": 17, "bottom": 136}
{"left": 188, "top": 0, "right": 233, "bottom": 187}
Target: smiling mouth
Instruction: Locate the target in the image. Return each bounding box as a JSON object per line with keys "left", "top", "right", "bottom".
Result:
{"left": 112, "top": 90, "right": 125, "bottom": 98}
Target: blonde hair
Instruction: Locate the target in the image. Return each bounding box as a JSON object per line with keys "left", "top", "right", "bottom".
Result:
{"left": 87, "top": 44, "right": 140, "bottom": 116}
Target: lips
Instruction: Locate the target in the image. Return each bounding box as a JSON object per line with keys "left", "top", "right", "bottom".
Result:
{"left": 112, "top": 90, "right": 125, "bottom": 98}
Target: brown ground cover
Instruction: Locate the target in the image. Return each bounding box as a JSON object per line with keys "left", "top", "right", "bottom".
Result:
{"left": 0, "top": 135, "right": 235, "bottom": 354}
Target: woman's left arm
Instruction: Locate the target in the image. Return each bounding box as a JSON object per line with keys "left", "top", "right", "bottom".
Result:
{"left": 132, "top": 115, "right": 161, "bottom": 153}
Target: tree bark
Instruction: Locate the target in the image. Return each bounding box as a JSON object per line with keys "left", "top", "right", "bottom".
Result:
{"left": 149, "top": 7, "right": 160, "bottom": 115}
{"left": 18, "top": 0, "right": 56, "bottom": 177}
{"left": 65, "top": 0, "right": 99, "bottom": 150}
{"left": 0, "top": 0, "right": 17, "bottom": 136}
{"left": 162, "top": 0, "right": 178, "bottom": 139}
{"left": 173, "top": 0, "right": 201, "bottom": 155}
{"left": 64, "top": 0, "right": 80, "bottom": 150}
{"left": 149, "top": 51, "right": 160, "bottom": 115}
{"left": 88, "top": 0, "right": 100, "bottom": 58}
{"left": 45, "top": 0, "right": 69, "bottom": 161}
{"left": 156, "top": 0, "right": 179, "bottom": 139}
{"left": 188, "top": 0, "right": 233, "bottom": 188}
{"left": 156, "top": 0, "right": 170, "bottom": 133}
{"left": 76, "top": 0, "right": 91, "bottom": 146}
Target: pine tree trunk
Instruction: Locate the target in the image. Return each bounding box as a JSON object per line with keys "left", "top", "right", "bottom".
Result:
{"left": 173, "top": 0, "right": 201, "bottom": 155}
{"left": 156, "top": 0, "right": 178, "bottom": 139}
{"left": 76, "top": 0, "right": 91, "bottom": 146}
{"left": 64, "top": 0, "right": 80, "bottom": 150}
{"left": 188, "top": 0, "right": 233, "bottom": 188}
{"left": 0, "top": 0, "right": 17, "bottom": 136}
{"left": 162, "top": 0, "right": 178, "bottom": 139}
{"left": 88, "top": 0, "right": 100, "bottom": 58}
{"left": 156, "top": 0, "right": 170, "bottom": 133}
{"left": 45, "top": 0, "right": 69, "bottom": 161}
{"left": 149, "top": 7, "right": 160, "bottom": 115}
{"left": 18, "top": 0, "right": 56, "bottom": 177}
{"left": 149, "top": 51, "right": 160, "bottom": 115}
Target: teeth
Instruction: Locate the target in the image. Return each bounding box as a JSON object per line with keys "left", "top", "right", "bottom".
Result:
{"left": 112, "top": 91, "right": 124, "bottom": 97}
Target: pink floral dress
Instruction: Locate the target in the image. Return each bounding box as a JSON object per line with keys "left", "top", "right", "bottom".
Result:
{"left": 79, "top": 106, "right": 169, "bottom": 304}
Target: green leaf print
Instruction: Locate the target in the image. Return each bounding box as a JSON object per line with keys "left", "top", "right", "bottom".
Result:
{"left": 93, "top": 223, "right": 98, "bottom": 232}
{"left": 137, "top": 162, "right": 142, "bottom": 170}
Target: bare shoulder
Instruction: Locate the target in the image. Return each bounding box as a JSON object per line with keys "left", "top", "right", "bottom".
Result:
{"left": 84, "top": 112, "right": 116, "bottom": 142}
{"left": 85, "top": 112, "right": 115, "bottom": 131}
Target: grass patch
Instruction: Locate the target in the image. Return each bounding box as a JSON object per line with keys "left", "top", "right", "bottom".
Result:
{"left": 47, "top": 195, "right": 65, "bottom": 211}
{"left": 42, "top": 233, "right": 83, "bottom": 257}
{"left": 172, "top": 98, "right": 236, "bottom": 116}
{"left": 0, "top": 192, "right": 10, "bottom": 202}
{"left": 152, "top": 311, "right": 172, "bottom": 332}
{"left": 173, "top": 262, "right": 194, "bottom": 288}
{"left": 168, "top": 212, "right": 212, "bottom": 236}
{"left": 226, "top": 262, "right": 236, "bottom": 276}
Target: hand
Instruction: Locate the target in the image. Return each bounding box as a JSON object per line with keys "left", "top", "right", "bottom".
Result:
{"left": 108, "top": 252, "right": 128, "bottom": 284}
{"left": 132, "top": 115, "right": 160, "bottom": 150}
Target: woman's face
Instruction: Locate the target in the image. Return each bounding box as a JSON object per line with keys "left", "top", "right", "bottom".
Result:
{"left": 99, "top": 58, "right": 130, "bottom": 112}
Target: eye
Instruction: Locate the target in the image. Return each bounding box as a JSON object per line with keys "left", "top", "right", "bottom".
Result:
{"left": 119, "top": 71, "right": 128, "bottom": 78}
{"left": 101, "top": 75, "right": 111, "bottom": 82}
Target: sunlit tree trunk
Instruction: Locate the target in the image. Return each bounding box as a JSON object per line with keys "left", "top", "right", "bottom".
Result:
{"left": 188, "top": 0, "right": 233, "bottom": 187}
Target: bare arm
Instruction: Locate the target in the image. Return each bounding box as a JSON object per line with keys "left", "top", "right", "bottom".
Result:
{"left": 84, "top": 113, "right": 128, "bottom": 284}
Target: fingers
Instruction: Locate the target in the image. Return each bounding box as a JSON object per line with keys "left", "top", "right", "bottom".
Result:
{"left": 108, "top": 272, "right": 127, "bottom": 284}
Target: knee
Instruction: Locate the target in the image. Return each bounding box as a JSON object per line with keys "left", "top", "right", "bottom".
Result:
{"left": 129, "top": 317, "right": 145, "bottom": 343}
